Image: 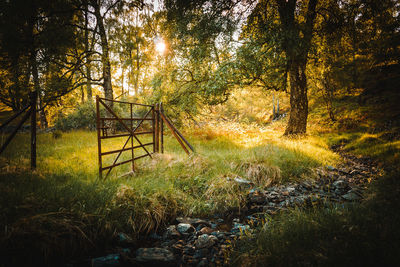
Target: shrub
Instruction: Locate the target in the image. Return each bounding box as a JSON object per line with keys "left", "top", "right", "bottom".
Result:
{"left": 55, "top": 102, "right": 96, "bottom": 131}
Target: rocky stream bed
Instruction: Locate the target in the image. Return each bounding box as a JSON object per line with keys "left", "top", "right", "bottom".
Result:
{"left": 79, "top": 150, "right": 381, "bottom": 267}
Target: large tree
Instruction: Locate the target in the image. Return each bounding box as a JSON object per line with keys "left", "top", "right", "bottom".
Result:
{"left": 164, "top": 0, "right": 319, "bottom": 134}
{"left": 278, "top": 0, "right": 318, "bottom": 135}
{"left": 240, "top": 0, "right": 318, "bottom": 135}
{"left": 0, "top": 0, "right": 83, "bottom": 127}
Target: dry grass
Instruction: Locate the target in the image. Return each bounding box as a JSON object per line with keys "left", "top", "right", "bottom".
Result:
{"left": 237, "top": 162, "right": 282, "bottom": 187}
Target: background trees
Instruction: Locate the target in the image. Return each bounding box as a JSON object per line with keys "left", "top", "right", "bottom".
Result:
{"left": 0, "top": 0, "right": 81, "bottom": 127}
{"left": 0, "top": 0, "right": 398, "bottom": 133}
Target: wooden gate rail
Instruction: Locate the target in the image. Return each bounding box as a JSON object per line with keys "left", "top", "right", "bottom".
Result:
{"left": 0, "top": 91, "right": 37, "bottom": 169}
{"left": 96, "top": 96, "right": 156, "bottom": 179}
{"left": 96, "top": 97, "right": 195, "bottom": 179}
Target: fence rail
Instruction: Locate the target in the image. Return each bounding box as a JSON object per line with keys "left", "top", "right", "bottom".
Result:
{"left": 96, "top": 97, "right": 194, "bottom": 179}
{"left": 0, "top": 91, "right": 37, "bottom": 169}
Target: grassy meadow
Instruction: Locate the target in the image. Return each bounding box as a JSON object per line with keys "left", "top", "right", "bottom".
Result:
{"left": 1, "top": 87, "right": 399, "bottom": 266}
{"left": 0, "top": 118, "right": 339, "bottom": 264}
{"left": 226, "top": 89, "right": 400, "bottom": 266}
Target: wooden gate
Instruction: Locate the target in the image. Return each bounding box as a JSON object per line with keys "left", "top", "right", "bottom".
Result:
{"left": 0, "top": 91, "right": 37, "bottom": 169}
{"left": 96, "top": 96, "right": 194, "bottom": 179}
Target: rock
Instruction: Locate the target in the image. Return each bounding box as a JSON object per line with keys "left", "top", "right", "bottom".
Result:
{"left": 161, "top": 240, "right": 175, "bottom": 248}
{"left": 327, "top": 165, "right": 336, "bottom": 171}
{"left": 195, "top": 234, "right": 218, "bottom": 249}
{"left": 177, "top": 223, "right": 195, "bottom": 234}
{"left": 197, "top": 258, "right": 208, "bottom": 267}
{"left": 332, "top": 180, "right": 347, "bottom": 189}
{"left": 267, "top": 191, "right": 279, "bottom": 198}
{"left": 92, "top": 254, "right": 120, "bottom": 267}
{"left": 231, "top": 223, "right": 250, "bottom": 234}
{"left": 249, "top": 193, "right": 265, "bottom": 204}
{"left": 232, "top": 176, "right": 254, "bottom": 189}
{"left": 199, "top": 227, "right": 213, "bottom": 235}
{"left": 301, "top": 181, "right": 313, "bottom": 189}
{"left": 286, "top": 186, "right": 296, "bottom": 194}
{"left": 342, "top": 192, "right": 362, "bottom": 201}
{"left": 92, "top": 249, "right": 130, "bottom": 267}
{"left": 149, "top": 232, "right": 162, "bottom": 240}
{"left": 193, "top": 248, "right": 209, "bottom": 259}
{"left": 233, "top": 176, "right": 252, "bottom": 184}
{"left": 117, "top": 232, "right": 131, "bottom": 242}
{"left": 163, "top": 225, "right": 181, "bottom": 240}
{"left": 135, "top": 248, "right": 175, "bottom": 264}
{"left": 216, "top": 232, "right": 229, "bottom": 239}
{"left": 183, "top": 244, "right": 195, "bottom": 255}
{"left": 116, "top": 233, "right": 133, "bottom": 246}
{"left": 176, "top": 217, "right": 211, "bottom": 227}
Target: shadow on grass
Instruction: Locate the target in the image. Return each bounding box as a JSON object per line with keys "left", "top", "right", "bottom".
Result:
{"left": 0, "top": 130, "right": 335, "bottom": 266}
{"left": 231, "top": 171, "right": 400, "bottom": 267}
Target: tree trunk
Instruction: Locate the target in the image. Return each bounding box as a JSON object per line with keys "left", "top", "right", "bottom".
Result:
{"left": 84, "top": 3, "right": 92, "bottom": 102}
{"left": 92, "top": 1, "right": 113, "bottom": 103}
{"left": 92, "top": 0, "right": 114, "bottom": 132}
{"left": 284, "top": 62, "right": 308, "bottom": 135}
{"left": 81, "top": 85, "right": 85, "bottom": 103}
{"left": 134, "top": 42, "right": 139, "bottom": 96}
{"left": 38, "top": 94, "right": 48, "bottom": 129}
{"left": 121, "top": 65, "right": 124, "bottom": 96}
{"left": 277, "top": 0, "right": 318, "bottom": 136}
{"left": 30, "top": 54, "right": 48, "bottom": 129}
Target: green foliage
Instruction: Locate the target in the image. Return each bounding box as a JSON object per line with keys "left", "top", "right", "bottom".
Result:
{"left": 0, "top": 0, "right": 80, "bottom": 111}
{"left": 54, "top": 102, "right": 96, "bottom": 131}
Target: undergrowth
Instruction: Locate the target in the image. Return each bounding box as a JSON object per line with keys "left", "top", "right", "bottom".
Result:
{"left": 230, "top": 171, "right": 400, "bottom": 267}
{"left": 0, "top": 126, "right": 337, "bottom": 265}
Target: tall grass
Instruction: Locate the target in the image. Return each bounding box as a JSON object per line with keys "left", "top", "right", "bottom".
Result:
{"left": 231, "top": 172, "right": 400, "bottom": 267}
{"left": 0, "top": 127, "right": 338, "bottom": 265}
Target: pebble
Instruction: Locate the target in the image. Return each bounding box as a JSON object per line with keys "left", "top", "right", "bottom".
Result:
{"left": 195, "top": 234, "right": 218, "bottom": 248}
{"left": 177, "top": 223, "right": 195, "bottom": 234}
{"left": 135, "top": 247, "right": 175, "bottom": 263}
{"left": 163, "top": 225, "right": 181, "bottom": 240}
{"left": 342, "top": 191, "right": 362, "bottom": 201}
{"left": 93, "top": 150, "right": 377, "bottom": 267}
{"left": 199, "top": 227, "right": 214, "bottom": 235}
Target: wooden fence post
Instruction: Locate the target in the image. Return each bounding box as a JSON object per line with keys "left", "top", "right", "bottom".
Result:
{"left": 160, "top": 102, "right": 164, "bottom": 154}
{"left": 96, "top": 95, "right": 102, "bottom": 179}
{"left": 30, "top": 91, "right": 37, "bottom": 170}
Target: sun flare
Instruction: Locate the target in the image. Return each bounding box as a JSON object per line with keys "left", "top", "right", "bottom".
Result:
{"left": 155, "top": 40, "right": 166, "bottom": 55}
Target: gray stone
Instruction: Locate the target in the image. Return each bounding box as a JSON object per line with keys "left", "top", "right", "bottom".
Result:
{"left": 163, "top": 225, "right": 181, "bottom": 240}
{"left": 286, "top": 186, "right": 296, "bottom": 194}
{"left": 327, "top": 165, "right": 336, "bottom": 171}
{"left": 231, "top": 223, "right": 250, "bottom": 234}
{"left": 136, "top": 248, "right": 175, "bottom": 263}
{"left": 332, "top": 180, "right": 347, "bottom": 189}
{"left": 117, "top": 232, "right": 131, "bottom": 243}
{"left": 199, "top": 226, "right": 213, "bottom": 235}
{"left": 195, "top": 234, "right": 218, "bottom": 248}
{"left": 92, "top": 249, "right": 130, "bottom": 267}
{"left": 193, "top": 248, "right": 209, "bottom": 259}
{"left": 197, "top": 258, "right": 208, "bottom": 267}
{"left": 234, "top": 176, "right": 252, "bottom": 184}
{"left": 176, "top": 217, "right": 211, "bottom": 227}
{"left": 342, "top": 192, "right": 362, "bottom": 201}
{"left": 177, "top": 223, "right": 195, "bottom": 234}
{"left": 91, "top": 254, "right": 120, "bottom": 267}
{"left": 149, "top": 232, "right": 162, "bottom": 240}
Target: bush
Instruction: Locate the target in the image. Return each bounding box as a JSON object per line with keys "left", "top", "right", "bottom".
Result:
{"left": 55, "top": 102, "right": 96, "bottom": 131}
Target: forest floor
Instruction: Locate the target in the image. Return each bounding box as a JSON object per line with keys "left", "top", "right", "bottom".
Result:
{"left": 0, "top": 88, "right": 399, "bottom": 266}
